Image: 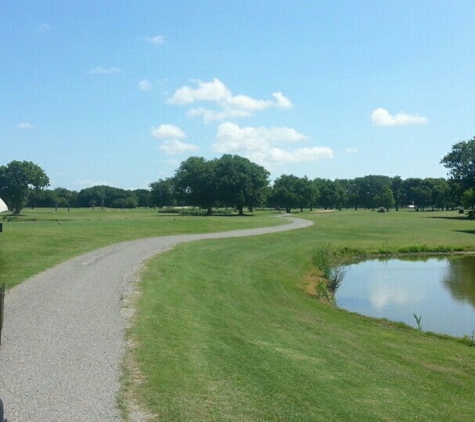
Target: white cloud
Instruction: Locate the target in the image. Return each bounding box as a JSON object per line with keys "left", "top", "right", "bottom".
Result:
{"left": 159, "top": 139, "right": 199, "bottom": 155}
{"left": 151, "top": 124, "right": 186, "bottom": 139}
{"left": 138, "top": 79, "right": 152, "bottom": 91}
{"left": 213, "top": 122, "right": 332, "bottom": 166}
{"left": 17, "top": 122, "right": 33, "bottom": 129}
{"left": 168, "top": 78, "right": 230, "bottom": 105}
{"left": 371, "top": 108, "right": 428, "bottom": 127}
{"left": 151, "top": 124, "right": 197, "bottom": 155}
{"left": 272, "top": 92, "right": 293, "bottom": 109}
{"left": 345, "top": 148, "right": 357, "bottom": 154}
{"left": 87, "top": 66, "right": 120, "bottom": 75}
{"left": 187, "top": 107, "right": 252, "bottom": 123}
{"left": 73, "top": 179, "right": 111, "bottom": 188}
{"left": 145, "top": 35, "right": 165, "bottom": 45}
{"left": 168, "top": 78, "right": 293, "bottom": 122}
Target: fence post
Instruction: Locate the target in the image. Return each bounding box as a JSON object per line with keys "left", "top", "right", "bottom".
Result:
{"left": 0, "top": 284, "right": 4, "bottom": 346}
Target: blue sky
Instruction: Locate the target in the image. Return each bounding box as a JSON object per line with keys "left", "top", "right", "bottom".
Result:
{"left": 2, "top": 1, "right": 475, "bottom": 190}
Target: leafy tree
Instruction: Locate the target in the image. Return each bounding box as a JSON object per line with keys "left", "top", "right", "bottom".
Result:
{"left": 295, "top": 176, "right": 318, "bottom": 212}
{"left": 271, "top": 175, "right": 300, "bottom": 213}
{"left": 355, "top": 175, "right": 393, "bottom": 210}
{"left": 27, "top": 188, "right": 57, "bottom": 208}
{"left": 375, "top": 188, "right": 395, "bottom": 212}
{"left": 76, "top": 185, "right": 138, "bottom": 209}
{"left": 425, "top": 178, "right": 450, "bottom": 210}
{"left": 0, "top": 160, "right": 50, "bottom": 214}
{"left": 215, "top": 155, "right": 269, "bottom": 215}
{"left": 461, "top": 188, "right": 475, "bottom": 210}
{"left": 441, "top": 137, "right": 475, "bottom": 192}
{"left": 150, "top": 178, "right": 176, "bottom": 208}
{"left": 338, "top": 179, "right": 358, "bottom": 210}
{"left": 174, "top": 157, "right": 217, "bottom": 214}
{"left": 133, "top": 189, "right": 152, "bottom": 208}
{"left": 332, "top": 180, "right": 347, "bottom": 211}
{"left": 314, "top": 178, "right": 336, "bottom": 210}
{"left": 391, "top": 176, "right": 404, "bottom": 211}
{"left": 271, "top": 175, "right": 317, "bottom": 213}
{"left": 53, "top": 188, "right": 78, "bottom": 211}
{"left": 404, "top": 178, "right": 432, "bottom": 211}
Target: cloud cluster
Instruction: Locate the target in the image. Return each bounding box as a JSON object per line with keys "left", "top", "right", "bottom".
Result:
{"left": 151, "top": 124, "right": 198, "bottom": 155}
{"left": 213, "top": 122, "right": 332, "bottom": 167}
{"left": 371, "top": 108, "right": 428, "bottom": 126}
{"left": 151, "top": 78, "right": 333, "bottom": 167}
{"left": 168, "top": 78, "right": 293, "bottom": 123}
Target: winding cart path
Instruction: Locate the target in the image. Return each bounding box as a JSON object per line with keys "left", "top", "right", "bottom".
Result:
{"left": 0, "top": 215, "right": 312, "bottom": 421}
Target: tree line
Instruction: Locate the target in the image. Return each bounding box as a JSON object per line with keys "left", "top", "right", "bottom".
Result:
{"left": 1, "top": 137, "right": 475, "bottom": 215}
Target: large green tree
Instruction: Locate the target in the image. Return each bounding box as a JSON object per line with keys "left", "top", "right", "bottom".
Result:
{"left": 174, "top": 157, "right": 218, "bottom": 214}
{"left": 441, "top": 137, "right": 475, "bottom": 191}
{"left": 0, "top": 160, "right": 50, "bottom": 215}
{"left": 215, "top": 155, "right": 269, "bottom": 215}
{"left": 441, "top": 137, "right": 475, "bottom": 207}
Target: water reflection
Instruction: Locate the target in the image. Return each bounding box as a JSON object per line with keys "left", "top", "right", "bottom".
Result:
{"left": 443, "top": 256, "right": 475, "bottom": 306}
{"left": 335, "top": 255, "right": 475, "bottom": 338}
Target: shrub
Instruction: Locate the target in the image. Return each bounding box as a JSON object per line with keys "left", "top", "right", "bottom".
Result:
{"left": 313, "top": 243, "right": 346, "bottom": 293}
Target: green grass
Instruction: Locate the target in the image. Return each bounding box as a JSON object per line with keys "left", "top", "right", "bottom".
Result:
{"left": 0, "top": 207, "right": 285, "bottom": 289}
{"left": 3, "top": 208, "right": 475, "bottom": 420}
{"left": 123, "top": 209, "right": 475, "bottom": 421}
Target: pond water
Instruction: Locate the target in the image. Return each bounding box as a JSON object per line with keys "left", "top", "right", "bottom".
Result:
{"left": 335, "top": 255, "right": 475, "bottom": 338}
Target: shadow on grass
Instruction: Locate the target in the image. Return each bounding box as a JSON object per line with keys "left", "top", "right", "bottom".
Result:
{"left": 453, "top": 230, "right": 475, "bottom": 235}
{"left": 154, "top": 212, "right": 258, "bottom": 218}
{"left": 426, "top": 216, "right": 469, "bottom": 221}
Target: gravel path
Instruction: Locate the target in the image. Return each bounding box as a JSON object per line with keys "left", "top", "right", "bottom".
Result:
{"left": 0, "top": 215, "right": 312, "bottom": 421}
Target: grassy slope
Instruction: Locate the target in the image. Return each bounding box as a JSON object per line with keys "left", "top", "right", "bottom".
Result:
{"left": 125, "top": 210, "right": 475, "bottom": 421}
{"left": 0, "top": 208, "right": 285, "bottom": 289}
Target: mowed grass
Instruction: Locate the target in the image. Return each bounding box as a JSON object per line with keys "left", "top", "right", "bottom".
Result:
{"left": 124, "top": 209, "right": 475, "bottom": 421}
{"left": 0, "top": 207, "right": 285, "bottom": 289}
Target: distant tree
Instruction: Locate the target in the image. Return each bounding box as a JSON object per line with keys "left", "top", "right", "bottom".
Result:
{"left": 133, "top": 189, "right": 152, "bottom": 208}
{"left": 425, "top": 178, "right": 450, "bottom": 210}
{"left": 355, "top": 175, "right": 393, "bottom": 210}
{"left": 375, "top": 188, "right": 395, "bottom": 212}
{"left": 26, "top": 188, "right": 57, "bottom": 208}
{"left": 295, "top": 176, "right": 317, "bottom": 212}
{"left": 150, "top": 178, "right": 176, "bottom": 208}
{"left": 53, "top": 188, "right": 77, "bottom": 211}
{"left": 332, "top": 180, "right": 346, "bottom": 211}
{"left": 271, "top": 175, "right": 300, "bottom": 213}
{"left": 314, "top": 178, "right": 336, "bottom": 210}
{"left": 391, "top": 176, "right": 404, "bottom": 211}
{"left": 76, "top": 185, "right": 138, "bottom": 209}
{"left": 0, "top": 160, "right": 50, "bottom": 214}
{"left": 337, "top": 179, "right": 357, "bottom": 210}
{"left": 404, "top": 178, "right": 432, "bottom": 211}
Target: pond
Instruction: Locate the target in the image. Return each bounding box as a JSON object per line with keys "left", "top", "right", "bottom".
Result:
{"left": 335, "top": 255, "right": 475, "bottom": 338}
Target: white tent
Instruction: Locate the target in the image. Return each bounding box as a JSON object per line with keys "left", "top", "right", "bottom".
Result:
{"left": 0, "top": 198, "right": 8, "bottom": 213}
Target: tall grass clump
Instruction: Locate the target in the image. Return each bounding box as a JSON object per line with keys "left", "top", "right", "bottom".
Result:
{"left": 313, "top": 243, "right": 346, "bottom": 293}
